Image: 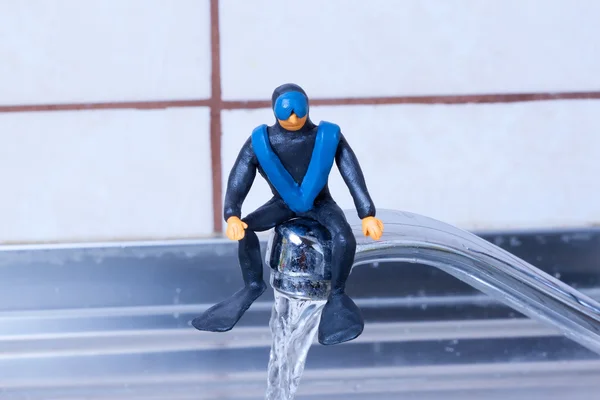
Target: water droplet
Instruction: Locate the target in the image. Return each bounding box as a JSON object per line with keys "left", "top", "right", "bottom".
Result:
{"left": 535, "top": 235, "right": 547, "bottom": 245}
{"left": 373, "top": 342, "right": 382, "bottom": 353}
{"left": 509, "top": 237, "right": 522, "bottom": 247}
{"left": 554, "top": 272, "right": 562, "bottom": 279}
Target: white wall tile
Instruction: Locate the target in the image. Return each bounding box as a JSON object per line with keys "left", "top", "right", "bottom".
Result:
{"left": 220, "top": 0, "right": 600, "bottom": 100}
{"left": 0, "top": 107, "right": 213, "bottom": 243}
{"left": 0, "top": 0, "right": 211, "bottom": 105}
{"left": 221, "top": 101, "right": 600, "bottom": 231}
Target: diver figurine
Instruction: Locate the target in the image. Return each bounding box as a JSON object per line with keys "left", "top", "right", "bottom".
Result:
{"left": 192, "top": 83, "right": 384, "bottom": 345}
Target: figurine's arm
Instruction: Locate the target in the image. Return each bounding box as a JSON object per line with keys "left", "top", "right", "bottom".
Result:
{"left": 335, "top": 133, "right": 384, "bottom": 240}
{"left": 335, "top": 133, "right": 376, "bottom": 219}
{"left": 223, "top": 138, "right": 257, "bottom": 221}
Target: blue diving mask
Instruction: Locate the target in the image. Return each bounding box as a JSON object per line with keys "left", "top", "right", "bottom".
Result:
{"left": 273, "top": 91, "right": 308, "bottom": 120}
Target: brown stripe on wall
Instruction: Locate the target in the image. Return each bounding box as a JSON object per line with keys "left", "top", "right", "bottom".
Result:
{"left": 0, "top": 99, "right": 211, "bottom": 113}
{"left": 209, "top": 0, "right": 223, "bottom": 234}
{"left": 4, "top": 91, "right": 599, "bottom": 114}
{"left": 222, "top": 91, "right": 600, "bottom": 110}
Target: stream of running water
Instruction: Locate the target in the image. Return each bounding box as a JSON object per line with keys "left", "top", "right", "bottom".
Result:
{"left": 265, "top": 292, "right": 326, "bottom": 400}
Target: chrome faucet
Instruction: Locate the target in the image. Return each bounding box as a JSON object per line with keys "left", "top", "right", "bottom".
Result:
{"left": 267, "top": 208, "right": 600, "bottom": 355}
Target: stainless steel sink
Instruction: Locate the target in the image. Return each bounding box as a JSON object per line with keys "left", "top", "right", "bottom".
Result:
{"left": 0, "top": 220, "right": 599, "bottom": 399}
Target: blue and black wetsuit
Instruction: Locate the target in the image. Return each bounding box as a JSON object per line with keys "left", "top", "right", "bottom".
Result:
{"left": 193, "top": 83, "right": 377, "bottom": 345}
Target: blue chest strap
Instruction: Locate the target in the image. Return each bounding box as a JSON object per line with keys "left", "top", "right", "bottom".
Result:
{"left": 251, "top": 121, "right": 341, "bottom": 213}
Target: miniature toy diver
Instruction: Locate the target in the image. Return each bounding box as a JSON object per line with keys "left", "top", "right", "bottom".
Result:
{"left": 192, "top": 83, "right": 384, "bottom": 345}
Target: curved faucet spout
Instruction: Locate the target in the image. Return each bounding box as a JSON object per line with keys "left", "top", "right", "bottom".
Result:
{"left": 265, "top": 209, "right": 600, "bottom": 399}
{"left": 348, "top": 209, "right": 600, "bottom": 355}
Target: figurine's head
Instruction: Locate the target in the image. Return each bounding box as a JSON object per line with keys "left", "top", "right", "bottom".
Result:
{"left": 271, "top": 83, "right": 311, "bottom": 131}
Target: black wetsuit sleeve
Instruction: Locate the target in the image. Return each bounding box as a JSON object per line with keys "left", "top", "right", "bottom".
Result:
{"left": 223, "top": 138, "right": 257, "bottom": 221}
{"left": 335, "top": 133, "right": 376, "bottom": 219}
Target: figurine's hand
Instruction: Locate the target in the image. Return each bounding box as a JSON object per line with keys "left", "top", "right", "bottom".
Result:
{"left": 226, "top": 216, "right": 248, "bottom": 241}
{"left": 362, "top": 216, "right": 384, "bottom": 241}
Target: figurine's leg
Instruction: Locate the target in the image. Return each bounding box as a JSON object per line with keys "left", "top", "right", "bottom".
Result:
{"left": 192, "top": 198, "right": 294, "bottom": 333}
{"left": 239, "top": 198, "right": 295, "bottom": 288}
{"left": 308, "top": 200, "right": 363, "bottom": 345}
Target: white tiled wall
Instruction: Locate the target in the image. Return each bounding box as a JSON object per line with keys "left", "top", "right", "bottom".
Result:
{"left": 220, "top": 0, "right": 600, "bottom": 99}
{"left": 0, "top": 0, "right": 211, "bottom": 105}
{"left": 222, "top": 101, "right": 600, "bottom": 230}
{"left": 0, "top": 0, "right": 599, "bottom": 243}
{"left": 0, "top": 108, "right": 213, "bottom": 243}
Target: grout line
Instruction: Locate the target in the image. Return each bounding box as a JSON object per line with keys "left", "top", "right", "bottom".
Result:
{"left": 209, "top": 0, "right": 223, "bottom": 234}
{"left": 3, "top": 92, "right": 600, "bottom": 115}
{"left": 221, "top": 91, "right": 600, "bottom": 109}
{"left": 0, "top": 99, "right": 211, "bottom": 113}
